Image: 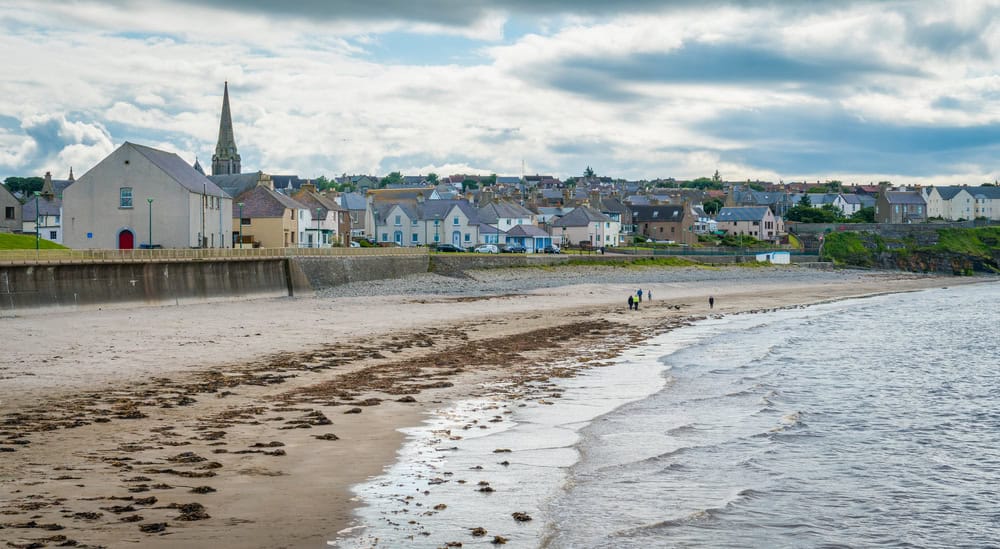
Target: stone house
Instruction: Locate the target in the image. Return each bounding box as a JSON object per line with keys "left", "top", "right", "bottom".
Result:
{"left": 630, "top": 204, "right": 697, "bottom": 245}
{"left": 1, "top": 181, "right": 22, "bottom": 233}
{"left": 715, "top": 206, "right": 783, "bottom": 242}
{"left": 63, "top": 142, "right": 232, "bottom": 249}
{"left": 551, "top": 206, "right": 620, "bottom": 248}
{"left": 875, "top": 191, "right": 927, "bottom": 224}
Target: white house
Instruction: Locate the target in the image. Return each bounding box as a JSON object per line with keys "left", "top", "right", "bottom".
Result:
{"left": 373, "top": 199, "right": 482, "bottom": 247}
{"left": 63, "top": 142, "right": 233, "bottom": 249}
{"left": 477, "top": 200, "right": 536, "bottom": 245}
{"left": 715, "top": 206, "right": 783, "bottom": 242}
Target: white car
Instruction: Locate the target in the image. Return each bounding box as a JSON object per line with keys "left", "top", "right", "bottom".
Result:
{"left": 474, "top": 244, "right": 499, "bottom": 254}
{"left": 349, "top": 241, "right": 361, "bottom": 248}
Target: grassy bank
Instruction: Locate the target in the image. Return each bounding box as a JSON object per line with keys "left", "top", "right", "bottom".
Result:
{"left": 0, "top": 233, "right": 68, "bottom": 250}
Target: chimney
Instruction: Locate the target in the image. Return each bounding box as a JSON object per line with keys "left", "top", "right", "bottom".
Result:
{"left": 41, "top": 172, "right": 55, "bottom": 197}
{"left": 417, "top": 192, "right": 425, "bottom": 204}
{"left": 589, "top": 190, "right": 601, "bottom": 210}
{"left": 480, "top": 189, "right": 493, "bottom": 207}
{"left": 257, "top": 171, "right": 273, "bottom": 190}
{"left": 300, "top": 181, "right": 317, "bottom": 194}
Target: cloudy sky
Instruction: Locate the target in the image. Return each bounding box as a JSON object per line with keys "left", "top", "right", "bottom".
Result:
{"left": 2, "top": 0, "right": 1000, "bottom": 185}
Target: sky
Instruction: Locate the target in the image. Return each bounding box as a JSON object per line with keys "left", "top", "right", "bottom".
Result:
{"left": 2, "top": 0, "right": 1000, "bottom": 185}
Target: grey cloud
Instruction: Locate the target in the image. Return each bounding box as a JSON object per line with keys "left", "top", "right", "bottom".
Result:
{"left": 527, "top": 43, "right": 921, "bottom": 102}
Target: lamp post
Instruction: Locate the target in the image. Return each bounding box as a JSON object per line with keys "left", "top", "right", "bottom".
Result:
{"left": 434, "top": 214, "right": 439, "bottom": 245}
{"left": 33, "top": 191, "right": 40, "bottom": 250}
{"left": 316, "top": 207, "right": 322, "bottom": 248}
{"left": 237, "top": 202, "right": 244, "bottom": 249}
{"left": 147, "top": 198, "right": 154, "bottom": 248}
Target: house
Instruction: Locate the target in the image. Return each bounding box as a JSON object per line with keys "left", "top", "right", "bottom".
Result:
{"left": 338, "top": 192, "right": 369, "bottom": 239}
{"left": 968, "top": 185, "right": 1000, "bottom": 220}
{"left": 21, "top": 171, "right": 73, "bottom": 244}
{"left": 551, "top": 206, "right": 620, "bottom": 248}
{"left": 291, "top": 183, "right": 349, "bottom": 247}
{"left": 923, "top": 185, "right": 1000, "bottom": 220}
{"left": 63, "top": 142, "right": 233, "bottom": 249}
{"left": 371, "top": 198, "right": 481, "bottom": 247}
{"left": 505, "top": 224, "right": 554, "bottom": 252}
{"left": 691, "top": 205, "right": 718, "bottom": 234}
{"left": 715, "top": 207, "right": 783, "bottom": 242}
{"left": 875, "top": 190, "right": 926, "bottom": 224}
{"left": 630, "top": 204, "right": 696, "bottom": 245}
{"left": 1, "top": 181, "right": 21, "bottom": 233}
{"left": 229, "top": 173, "right": 306, "bottom": 248}
{"left": 833, "top": 193, "right": 875, "bottom": 216}
{"left": 477, "top": 198, "right": 536, "bottom": 245}
{"left": 364, "top": 187, "right": 438, "bottom": 237}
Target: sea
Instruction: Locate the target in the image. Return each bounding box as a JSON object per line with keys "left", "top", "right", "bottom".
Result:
{"left": 332, "top": 281, "right": 1000, "bottom": 548}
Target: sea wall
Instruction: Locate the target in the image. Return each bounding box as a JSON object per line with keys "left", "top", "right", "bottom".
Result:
{"left": 289, "top": 254, "right": 430, "bottom": 290}
{"left": 430, "top": 254, "right": 568, "bottom": 276}
{"left": 0, "top": 260, "right": 290, "bottom": 314}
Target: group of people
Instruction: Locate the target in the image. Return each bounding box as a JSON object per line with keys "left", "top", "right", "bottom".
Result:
{"left": 627, "top": 290, "right": 716, "bottom": 311}
{"left": 627, "top": 288, "right": 650, "bottom": 310}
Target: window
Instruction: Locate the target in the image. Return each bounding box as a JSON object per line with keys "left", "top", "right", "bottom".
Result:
{"left": 119, "top": 187, "right": 133, "bottom": 208}
{"left": 49, "top": 231, "right": 57, "bottom": 239}
{"left": 381, "top": 232, "right": 388, "bottom": 241}
{"left": 453, "top": 217, "right": 459, "bottom": 226}
{"left": 412, "top": 217, "right": 418, "bottom": 225}
{"left": 464, "top": 233, "right": 470, "bottom": 242}
{"left": 412, "top": 233, "right": 419, "bottom": 242}
{"left": 506, "top": 219, "right": 512, "bottom": 226}
{"left": 605, "top": 222, "right": 610, "bottom": 228}
{"left": 240, "top": 218, "right": 250, "bottom": 225}
{"left": 395, "top": 215, "right": 402, "bottom": 226}
{"left": 4, "top": 206, "right": 14, "bottom": 219}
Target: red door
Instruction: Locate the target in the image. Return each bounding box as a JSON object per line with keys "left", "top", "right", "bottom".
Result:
{"left": 118, "top": 230, "right": 135, "bottom": 249}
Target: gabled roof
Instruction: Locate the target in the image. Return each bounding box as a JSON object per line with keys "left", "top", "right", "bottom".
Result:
{"left": 128, "top": 142, "right": 227, "bottom": 196}
{"left": 884, "top": 191, "right": 926, "bottom": 205}
{"left": 717, "top": 207, "right": 771, "bottom": 221}
{"left": 624, "top": 195, "right": 651, "bottom": 206}
{"left": 506, "top": 224, "right": 549, "bottom": 237}
{"left": 600, "top": 196, "right": 628, "bottom": 214}
{"left": 496, "top": 176, "right": 521, "bottom": 185}
{"left": 292, "top": 189, "right": 343, "bottom": 213}
{"left": 232, "top": 184, "right": 306, "bottom": 218}
{"left": 419, "top": 199, "right": 480, "bottom": 224}
{"left": 478, "top": 200, "right": 535, "bottom": 223}
{"left": 339, "top": 192, "right": 368, "bottom": 210}
{"left": 630, "top": 204, "right": 685, "bottom": 223}
{"left": 208, "top": 173, "right": 260, "bottom": 199}
{"left": 968, "top": 186, "right": 1000, "bottom": 199}
{"left": 367, "top": 187, "right": 435, "bottom": 202}
{"left": 552, "top": 206, "right": 612, "bottom": 227}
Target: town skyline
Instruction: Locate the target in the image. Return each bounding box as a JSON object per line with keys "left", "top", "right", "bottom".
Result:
{"left": 2, "top": 1, "right": 999, "bottom": 185}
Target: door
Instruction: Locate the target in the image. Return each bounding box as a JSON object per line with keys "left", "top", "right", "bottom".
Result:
{"left": 118, "top": 229, "right": 135, "bottom": 249}
{"left": 394, "top": 231, "right": 402, "bottom": 245}
{"left": 452, "top": 231, "right": 461, "bottom": 246}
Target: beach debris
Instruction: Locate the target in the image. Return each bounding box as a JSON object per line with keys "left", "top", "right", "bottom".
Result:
{"left": 134, "top": 496, "right": 157, "bottom": 506}
{"left": 170, "top": 502, "right": 210, "bottom": 521}
{"left": 166, "top": 452, "right": 206, "bottom": 463}
{"left": 433, "top": 504, "right": 447, "bottom": 510}
{"left": 120, "top": 514, "right": 143, "bottom": 522}
{"left": 100, "top": 504, "right": 136, "bottom": 514}
{"left": 428, "top": 478, "right": 448, "bottom": 485}
{"left": 444, "top": 542, "right": 463, "bottom": 547}
{"left": 250, "top": 441, "right": 285, "bottom": 448}
{"left": 396, "top": 395, "right": 417, "bottom": 403}
{"left": 470, "top": 527, "right": 487, "bottom": 537}
{"left": 493, "top": 448, "right": 511, "bottom": 453}
{"left": 344, "top": 408, "right": 363, "bottom": 414}
{"left": 492, "top": 535, "right": 509, "bottom": 544}
{"left": 499, "top": 460, "right": 510, "bottom": 466}
{"left": 139, "top": 522, "right": 168, "bottom": 533}
{"left": 512, "top": 512, "right": 532, "bottom": 522}
{"left": 190, "top": 486, "right": 216, "bottom": 494}
{"left": 72, "top": 512, "right": 102, "bottom": 520}
{"left": 313, "top": 433, "right": 339, "bottom": 441}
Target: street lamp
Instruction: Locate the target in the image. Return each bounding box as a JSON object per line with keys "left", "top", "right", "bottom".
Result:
{"left": 237, "top": 202, "right": 244, "bottom": 249}
{"left": 147, "top": 198, "right": 154, "bottom": 248}
{"left": 434, "top": 214, "right": 440, "bottom": 245}
{"left": 316, "top": 207, "right": 322, "bottom": 248}
{"left": 33, "top": 191, "right": 40, "bottom": 251}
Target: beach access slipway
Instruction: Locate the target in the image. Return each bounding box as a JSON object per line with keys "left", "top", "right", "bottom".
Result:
{"left": 0, "top": 247, "right": 819, "bottom": 313}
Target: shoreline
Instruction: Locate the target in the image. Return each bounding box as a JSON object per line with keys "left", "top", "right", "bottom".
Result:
{"left": 0, "top": 267, "right": 992, "bottom": 548}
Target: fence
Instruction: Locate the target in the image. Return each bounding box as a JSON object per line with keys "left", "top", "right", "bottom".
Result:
{"left": 0, "top": 246, "right": 428, "bottom": 265}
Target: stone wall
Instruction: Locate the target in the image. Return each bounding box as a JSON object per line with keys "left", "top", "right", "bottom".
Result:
{"left": 429, "top": 254, "right": 569, "bottom": 276}
{"left": 289, "top": 255, "right": 430, "bottom": 291}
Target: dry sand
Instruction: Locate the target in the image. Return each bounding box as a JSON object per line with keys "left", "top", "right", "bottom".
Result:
{"left": 0, "top": 266, "right": 980, "bottom": 548}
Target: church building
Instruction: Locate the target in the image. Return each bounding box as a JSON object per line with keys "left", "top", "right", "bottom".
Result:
{"left": 211, "top": 81, "right": 241, "bottom": 176}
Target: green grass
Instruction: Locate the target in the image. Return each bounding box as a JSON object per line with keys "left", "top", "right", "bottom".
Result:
{"left": 565, "top": 256, "right": 703, "bottom": 268}
{"left": 931, "top": 227, "right": 1000, "bottom": 258}
{"left": 0, "top": 233, "right": 68, "bottom": 250}
{"left": 821, "top": 231, "right": 881, "bottom": 266}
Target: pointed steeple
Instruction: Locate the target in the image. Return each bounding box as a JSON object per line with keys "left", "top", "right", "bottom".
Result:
{"left": 41, "top": 171, "right": 55, "bottom": 198}
{"left": 211, "top": 81, "right": 241, "bottom": 176}
{"left": 68, "top": 167, "right": 74, "bottom": 181}
{"left": 193, "top": 157, "right": 205, "bottom": 175}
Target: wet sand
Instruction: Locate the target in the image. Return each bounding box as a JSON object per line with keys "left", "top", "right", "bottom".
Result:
{"left": 0, "top": 267, "right": 981, "bottom": 548}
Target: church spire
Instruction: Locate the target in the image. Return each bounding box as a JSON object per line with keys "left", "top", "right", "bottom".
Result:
{"left": 211, "top": 81, "right": 241, "bottom": 176}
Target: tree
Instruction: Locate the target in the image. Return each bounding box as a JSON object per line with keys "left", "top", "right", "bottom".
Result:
{"left": 379, "top": 171, "right": 403, "bottom": 188}
{"left": 798, "top": 194, "right": 812, "bottom": 207}
{"left": 3, "top": 176, "right": 44, "bottom": 197}
{"left": 426, "top": 173, "right": 438, "bottom": 183}
{"left": 481, "top": 174, "right": 497, "bottom": 186}
{"left": 712, "top": 170, "right": 721, "bottom": 182}
{"left": 461, "top": 179, "right": 479, "bottom": 192}
{"left": 584, "top": 166, "right": 595, "bottom": 178}
{"left": 703, "top": 198, "right": 723, "bottom": 215}
{"left": 314, "top": 175, "right": 335, "bottom": 191}
{"left": 847, "top": 206, "right": 875, "bottom": 223}
{"left": 785, "top": 204, "right": 840, "bottom": 223}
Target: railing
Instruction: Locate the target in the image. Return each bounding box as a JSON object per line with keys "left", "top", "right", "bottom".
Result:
{"left": 0, "top": 246, "right": 428, "bottom": 265}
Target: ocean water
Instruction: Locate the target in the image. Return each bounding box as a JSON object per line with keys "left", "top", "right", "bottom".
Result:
{"left": 333, "top": 281, "right": 1000, "bottom": 548}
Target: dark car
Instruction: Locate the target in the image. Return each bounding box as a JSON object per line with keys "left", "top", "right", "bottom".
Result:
{"left": 434, "top": 243, "right": 465, "bottom": 252}
{"left": 502, "top": 244, "right": 526, "bottom": 253}
{"left": 542, "top": 245, "right": 561, "bottom": 254}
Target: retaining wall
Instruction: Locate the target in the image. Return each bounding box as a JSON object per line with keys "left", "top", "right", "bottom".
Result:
{"left": 289, "top": 255, "right": 430, "bottom": 290}
{"left": 0, "top": 260, "right": 290, "bottom": 314}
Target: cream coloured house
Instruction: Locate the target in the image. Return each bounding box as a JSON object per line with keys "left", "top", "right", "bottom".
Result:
{"left": 63, "top": 142, "right": 232, "bottom": 249}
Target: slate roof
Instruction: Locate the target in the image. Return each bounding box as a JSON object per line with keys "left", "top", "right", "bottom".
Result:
{"left": 293, "top": 190, "right": 343, "bottom": 213}
{"left": 884, "top": 191, "right": 926, "bottom": 205}
{"left": 478, "top": 200, "right": 535, "bottom": 224}
{"left": 551, "top": 206, "right": 612, "bottom": 227}
{"left": 208, "top": 173, "right": 260, "bottom": 199}
{"left": 21, "top": 195, "right": 63, "bottom": 220}
{"left": 968, "top": 186, "right": 1000, "bottom": 199}
{"left": 339, "top": 192, "right": 368, "bottom": 211}
{"left": 496, "top": 176, "right": 521, "bottom": 185}
{"left": 505, "top": 224, "right": 549, "bottom": 237}
{"left": 128, "top": 142, "right": 227, "bottom": 196}
{"left": 419, "top": 199, "right": 480, "bottom": 224}
{"left": 716, "top": 207, "right": 771, "bottom": 222}
{"left": 271, "top": 175, "right": 305, "bottom": 191}
{"left": 232, "top": 184, "right": 306, "bottom": 218}
{"left": 630, "top": 205, "right": 685, "bottom": 223}
{"left": 624, "top": 195, "right": 651, "bottom": 206}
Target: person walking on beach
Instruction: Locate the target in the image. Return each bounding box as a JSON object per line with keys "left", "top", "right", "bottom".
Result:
{"left": 637, "top": 288, "right": 643, "bottom": 303}
{"left": 709, "top": 296, "right": 715, "bottom": 309}
{"left": 628, "top": 295, "right": 634, "bottom": 310}
{"left": 647, "top": 289, "right": 652, "bottom": 302}
{"left": 634, "top": 294, "right": 640, "bottom": 310}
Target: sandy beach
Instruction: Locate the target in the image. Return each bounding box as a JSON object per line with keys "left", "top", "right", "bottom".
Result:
{"left": 0, "top": 265, "right": 984, "bottom": 548}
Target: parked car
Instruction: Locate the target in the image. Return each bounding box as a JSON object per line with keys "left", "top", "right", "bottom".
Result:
{"left": 542, "top": 245, "right": 561, "bottom": 254}
{"left": 502, "top": 244, "right": 526, "bottom": 253}
{"left": 474, "top": 244, "right": 499, "bottom": 254}
{"left": 349, "top": 240, "right": 361, "bottom": 248}
{"left": 434, "top": 243, "right": 465, "bottom": 252}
